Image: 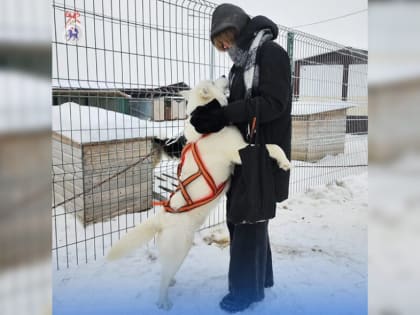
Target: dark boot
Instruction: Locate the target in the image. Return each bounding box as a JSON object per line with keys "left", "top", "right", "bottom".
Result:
{"left": 219, "top": 292, "right": 260, "bottom": 313}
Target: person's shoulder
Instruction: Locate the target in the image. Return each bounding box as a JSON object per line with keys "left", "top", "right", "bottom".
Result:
{"left": 260, "top": 41, "right": 289, "bottom": 60}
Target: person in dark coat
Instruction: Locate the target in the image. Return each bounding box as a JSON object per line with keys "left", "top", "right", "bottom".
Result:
{"left": 189, "top": 3, "right": 292, "bottom": 313}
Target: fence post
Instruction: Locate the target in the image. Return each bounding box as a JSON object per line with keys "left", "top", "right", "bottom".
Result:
{"left": 287, "top": 31, "right": 295, "bottom": 95}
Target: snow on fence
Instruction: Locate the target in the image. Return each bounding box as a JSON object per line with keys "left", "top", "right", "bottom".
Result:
{"left": 52, "top": 0, "right": 368, "bottom": 269}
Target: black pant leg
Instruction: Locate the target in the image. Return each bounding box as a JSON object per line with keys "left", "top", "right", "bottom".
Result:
{"left": 227, "top": 221, "right": 269, "bottom": 302}
{"left": 265, "top": 226, "right": 274, "bottom": 287}
{"left": 227, "top": 221, "right": 235, "bottom": 293}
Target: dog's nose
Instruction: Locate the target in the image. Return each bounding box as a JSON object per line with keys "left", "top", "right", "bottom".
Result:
{"left": 221, "top": 75, "right": 226, "bottom": 78}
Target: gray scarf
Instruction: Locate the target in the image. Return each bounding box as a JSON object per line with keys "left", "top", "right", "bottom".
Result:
{"left": 228, "top": 29, "right": 273, "bottom": 99}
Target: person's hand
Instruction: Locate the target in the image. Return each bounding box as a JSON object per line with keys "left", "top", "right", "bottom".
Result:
{"left": 190, "top": 99, "right": 229, "bottom": 134}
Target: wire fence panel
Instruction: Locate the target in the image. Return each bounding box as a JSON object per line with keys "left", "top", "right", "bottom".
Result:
{"left": 283, "top": 30, "right": 368, "bottom": 194}
{"left": 52, "top": 0, "right": 367, "bottom": 269}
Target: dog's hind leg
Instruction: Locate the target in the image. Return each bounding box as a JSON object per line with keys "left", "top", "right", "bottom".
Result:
{"left": 265, "top": 144, "right": 291, "bottom": 171}
{"left": 156, "top": 228, "right": 194, "bottom": 310}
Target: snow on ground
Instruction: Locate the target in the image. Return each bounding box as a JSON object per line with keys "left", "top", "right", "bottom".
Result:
{"left": 369, "top": 154, "right": 420, "bottom": 315}
{"left": 53, "top": 172, "right": 367, "bottom": 315}
{"left": 0, "top": 261, "right": 51, "bottom": 315}
{"left": 290, "top": 134, "right": 367, "bottom": 194}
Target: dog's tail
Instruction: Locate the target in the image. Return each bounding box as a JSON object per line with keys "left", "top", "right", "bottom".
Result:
{"left": 107, "top": 216, "right": 160, "bottom": 261}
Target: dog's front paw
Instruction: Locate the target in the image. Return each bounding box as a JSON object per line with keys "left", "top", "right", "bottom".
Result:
{"left": 279, "top": 159, "right": 291, "bottom": 171}
{"left": 156, "top": 299, "right": 173, "bottom": 310}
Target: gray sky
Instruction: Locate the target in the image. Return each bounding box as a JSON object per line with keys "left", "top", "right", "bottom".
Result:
{"left": 216, "top": 0, "right": 368, "bottom": 50}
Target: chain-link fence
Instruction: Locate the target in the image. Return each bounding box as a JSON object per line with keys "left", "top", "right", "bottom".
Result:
{"left": 52, "top": 0, "right": 367, "bottom": 269}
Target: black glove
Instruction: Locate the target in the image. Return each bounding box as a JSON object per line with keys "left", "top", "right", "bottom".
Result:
{"left": 190, "top": 99, "right": 229, "bottom": 134}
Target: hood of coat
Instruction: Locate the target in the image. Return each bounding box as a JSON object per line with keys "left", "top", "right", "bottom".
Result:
{"left": 235, "top": 15, "right": 279, "bottom": 49}
{"left": 210, "top": 3, "right": 250, "bottom": 42}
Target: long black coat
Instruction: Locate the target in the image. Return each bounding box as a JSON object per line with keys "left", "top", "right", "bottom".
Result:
{"left": 224, "top": 16, "right": 292, "bottom": 223}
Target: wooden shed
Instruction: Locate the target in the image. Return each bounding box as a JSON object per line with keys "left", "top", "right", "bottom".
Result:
{"left": 369, "top": 77, "right": 420, "bottom": 162}
{"left": 152, "top": 96, "right": 187, "bottom": 121}
{"left": 292, "top": 101, "right": 354, "bottom": 162}
{"left": 52, "top": 102, "right": 183, "bottom": 225}
{"left": 1, "top": 131, "right": 51, "bottom": 269}
{"left": 123, "top": 82, "right": 189, "bottom": 121}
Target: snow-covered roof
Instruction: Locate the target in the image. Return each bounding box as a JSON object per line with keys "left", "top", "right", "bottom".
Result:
{"left": 291, "top": 100, "right": 356, "bottom": 116}
{"left": 0, "top": 70, "right": 50, "bottom": 132}
{"left": 52, "top": 102, "right": 185, "bottom": 144}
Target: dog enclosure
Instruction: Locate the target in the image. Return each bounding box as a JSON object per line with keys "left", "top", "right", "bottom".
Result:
{"left": 52, "top": 102, "right": 163, "bottom": 225}
{"left": 52, "top": 0, "right": 368, "bottom": 269}
{"left": 291, "top": 102, "right": 351, "bottom": 162}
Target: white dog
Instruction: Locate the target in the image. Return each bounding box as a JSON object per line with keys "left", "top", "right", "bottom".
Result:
{"left": 107, "top": 77, "right": 290, "bottom": 310}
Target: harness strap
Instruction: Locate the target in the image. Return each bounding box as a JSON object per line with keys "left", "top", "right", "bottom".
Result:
{"left": 178, "top": 143, "right": 192, "bottom": 177}
{"left": 166, "top": 183, "right": 226, "bottom": 213}
{"left": 190, "top": 143, "right": 217, "bottom": 193}
{"left": 179, "top": 180, "right": 193, "bottom": 205}
{"left": 153, "top": 135, "right": 227, "bottom": 213}
{"left": 181, "top": 172, "right": 202, "bottom": 187}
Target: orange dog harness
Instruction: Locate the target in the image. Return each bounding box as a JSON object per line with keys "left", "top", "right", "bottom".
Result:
{"left": 153, "top": 136, "right": 228, "bottom": 213}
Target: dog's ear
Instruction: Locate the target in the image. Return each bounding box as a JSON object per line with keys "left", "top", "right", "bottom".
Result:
{"left": 199, "top": 87, "right": 212, "bottom": 100}
{"left": 179, "top": 90, "right": 190, "bottom": 100}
